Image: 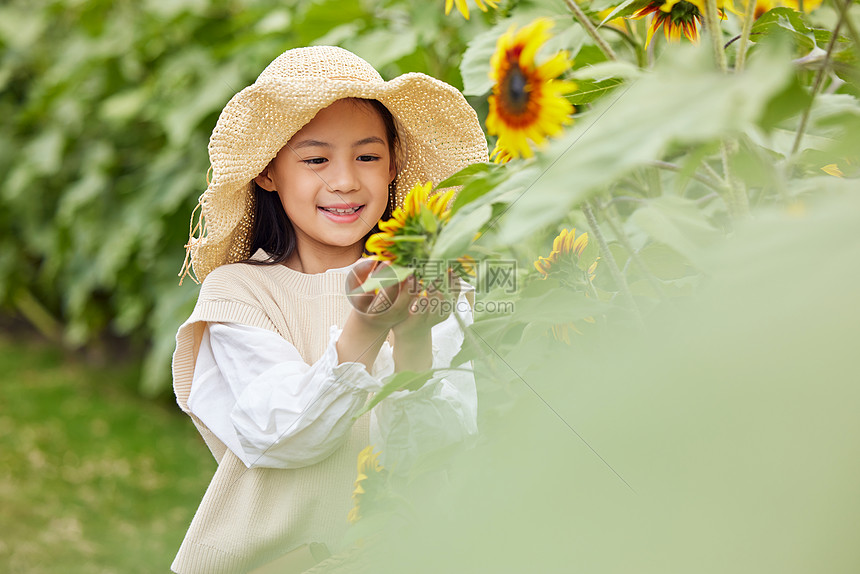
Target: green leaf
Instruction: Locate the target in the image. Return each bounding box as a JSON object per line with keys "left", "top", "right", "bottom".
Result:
{"left": 448, "top": 164, "right": 511, "bottom": 215}
{"left": 460, "top": 23, "right": 505, "bottom": 96}
{"left": 750, "top": 7, "right": 831, "bottom": 51}
{"left": 344, "top": 27, "right": 418, "bottom": 70}
{"left": 431, "top": 204, "right": 492, "bottom": 261}
{"left": 571, "top": 61, "right": 642, "bottom": 82}
{"left": 354, "top": 370, "right": 435, "bottom": 418}
{"left": 569, "top": 78, "right": 624, "bottom": 105}
{"left": 637, "top": 242, "right": 698, "bottom": 280}
{"left": 509, "top": 286, "right": 609, "bottom": 325}
{"left": 437, "top": 163, "right": 497, "bottom": 189}
{"left": 419, "top": 207, "right": 439, "bottom": 234}
{"left": 629, "top": 196, "right": 722, "bottom": 268}
{"left": 597, "top": 0, "right": 650, "bottom": 27}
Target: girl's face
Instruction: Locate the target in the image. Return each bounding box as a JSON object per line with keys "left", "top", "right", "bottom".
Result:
{"left": 255, "top": 99, "right": 395, "bottom": 261}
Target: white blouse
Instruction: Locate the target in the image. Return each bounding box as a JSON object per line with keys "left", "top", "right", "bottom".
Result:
{"left": 187, "top": 288, "right": 477, "bottom": 473}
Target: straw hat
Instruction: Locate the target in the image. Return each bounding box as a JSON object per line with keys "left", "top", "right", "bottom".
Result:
{"left": 181, "top": 45, "right": 489, "bottom": 283}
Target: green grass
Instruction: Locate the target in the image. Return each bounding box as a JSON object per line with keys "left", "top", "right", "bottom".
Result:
{"left": 0, "top": 335, "right": 215, "bottom": 573}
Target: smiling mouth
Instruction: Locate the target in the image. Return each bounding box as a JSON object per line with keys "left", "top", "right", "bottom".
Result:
{"left": 319, "top": 205, "right": 363, "bottom": 215}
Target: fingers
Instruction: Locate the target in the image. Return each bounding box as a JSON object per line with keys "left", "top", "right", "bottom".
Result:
{"left": 346, "top": 258, "right": 380, "bottom": 291}
{"left": 346, "top": 259, "right": 380, "bottom": 313}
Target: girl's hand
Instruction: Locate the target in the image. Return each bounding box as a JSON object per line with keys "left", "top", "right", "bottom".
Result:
{"left": 339, "top": 259, "right": 414, "bottom": 370}
{"left": 345, "top": 258, "right": 414, "bottom": 330}
{"left": 390, "top": 272, "right": 461, "bottom": 372}
{"left": 394, "top": 272, "right": 460, "bottom": 339}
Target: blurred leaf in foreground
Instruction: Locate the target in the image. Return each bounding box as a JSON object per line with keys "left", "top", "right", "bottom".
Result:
{"left": 354, "top": 185, "right": 860, "bottom": 573}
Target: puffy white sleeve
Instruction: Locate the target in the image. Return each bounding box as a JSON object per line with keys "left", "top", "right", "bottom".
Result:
{"left": 186, "top": 289, "right": 478, "bottom": 471}
{"left": 187, "top": 323, "right": 386, "bottom": 469}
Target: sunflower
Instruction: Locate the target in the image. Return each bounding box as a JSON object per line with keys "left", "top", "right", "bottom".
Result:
{"left": 365, "top": 181, "right": 474, "bottom": 285}
{"left": 631, "top": 0, "right": 737, "bottom": 47}
{"left": 486, "top": 18, "right": 577, "bottom": 161}
{"left": 533, "top": 227, "right": 597, "bottom": 280}
{"left": 365, "top": 181, "right": 452, "bottom": 264}
{"left": 534, "top": 228, "right": 600, "bottom": 345}
{"left": 632, "top": 0, "right": 704, "bottom": 46}
{"left": 348, "top": 446, "right": 387, "bottom": 524}
{"left": 445, "top": 0, "right": 499, "bottom": 19}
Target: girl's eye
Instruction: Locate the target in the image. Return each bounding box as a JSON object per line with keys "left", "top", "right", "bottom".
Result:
{"left": 357, "top": 155, "right": 380, "bottom": 162}
{"left": 303, "top": 157, "right": 327, "bottom": 165}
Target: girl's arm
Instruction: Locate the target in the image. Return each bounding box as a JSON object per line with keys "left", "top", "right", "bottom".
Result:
{"left": 389, "top": 273, "right": 463, "bottom": 372}
{"left": 336, "top": 258, "right": 414, "bottom": 371}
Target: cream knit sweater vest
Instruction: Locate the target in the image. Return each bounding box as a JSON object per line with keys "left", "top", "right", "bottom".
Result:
{"left": 172, "top": 257, "right": 370, "bottom": 574}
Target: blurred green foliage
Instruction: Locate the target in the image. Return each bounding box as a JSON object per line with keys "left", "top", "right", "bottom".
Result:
{"left": 360, "top": 190, "right": 860, "bottom": 574}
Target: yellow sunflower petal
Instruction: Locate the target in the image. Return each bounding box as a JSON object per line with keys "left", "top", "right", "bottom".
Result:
{"left": 553, "top": 229, "right": 569, "bottom": 253}
{"left": 572, "top": 231, "right": 588, "bottom": 256}
{"left": 821, "top": 163, "right": 844, "bottom": 178}
{"left": 518, "top": 19, "right": 554, "bottom": 68}
{"left": 475, "top": 0, "right": 500, "bottom": 10}
{"left": 645, "top": 16, "right": 659, "bottom": 48}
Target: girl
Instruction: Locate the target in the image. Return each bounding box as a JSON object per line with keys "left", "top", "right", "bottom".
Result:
{"left": 172, "top": 46, "right": 488, "bottom": 574}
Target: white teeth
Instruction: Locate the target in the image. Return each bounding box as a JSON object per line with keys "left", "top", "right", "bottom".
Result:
{"left": 322, "top": 206, "right": 360, "bottom": 214}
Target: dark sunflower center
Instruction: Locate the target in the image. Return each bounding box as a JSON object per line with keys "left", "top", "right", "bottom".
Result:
{"left": 502, "top": 66, "right": 530, "bottom": 114}
{"left": 670, "top": 0, "right": 700, "bottom": 20}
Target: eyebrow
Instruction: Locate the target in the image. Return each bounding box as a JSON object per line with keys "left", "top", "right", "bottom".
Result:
{"left": 291, "top": 136, "right": 386, "bottom": 150}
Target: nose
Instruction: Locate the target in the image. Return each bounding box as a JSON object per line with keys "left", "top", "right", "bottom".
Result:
{"left": 326, "top": 158, "right": 359, "bottom": 194}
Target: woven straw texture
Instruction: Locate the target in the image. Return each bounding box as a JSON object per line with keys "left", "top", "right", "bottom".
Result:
{"left": 184, "top": 45, "right": 489, "bottom": 282}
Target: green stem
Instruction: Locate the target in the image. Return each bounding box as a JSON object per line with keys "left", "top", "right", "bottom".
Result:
{"left": 704, "top": 0, "right": 728, "bottom": 72}
{"left": 703, "top": 0, "right": 749, "bottom": 218}
{"left": 791, "top": 0, "right": 853, "bottom": 156}
{"left": 582, "top": 203, "right": 644, "bottom": 327}
{"left": 645, "top": 165, "right": 662, "bottom": 197}
{"left": 701, "top": 160, "right": 724, "bottom": 184}
{"left": 842, "top": 4, "right": 860, "bottom": 58}
{"left": 735, "top": 0, "right": 758, "bottom": 72}
{"left": 623, "top": 19, "right": 648, "bottom": 68}
{"left": 721, "top": 140, "right": 750, "bottom": 219}
{"left": 647, "top": 160, "right": 727, "bottom": 194}
{"left": 563, "top": 0, "right": 619, "bottom": 61}
{"left": 604, "top": 23, "right": 646, "bottom": 67}
{"left": 602, "top": 200, "right": 669, "bottom": 301}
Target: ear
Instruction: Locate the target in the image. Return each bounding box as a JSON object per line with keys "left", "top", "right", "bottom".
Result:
{"left": 254, "top": 164, "right": 276, "bottom": 192}
{"left": 388, "top": 158, "right": 396, "bottom": 185}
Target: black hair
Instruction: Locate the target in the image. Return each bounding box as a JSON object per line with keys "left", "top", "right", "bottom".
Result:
{"left": 245, "top": 98, "right": 399, "bottom": 266}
